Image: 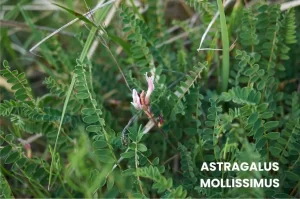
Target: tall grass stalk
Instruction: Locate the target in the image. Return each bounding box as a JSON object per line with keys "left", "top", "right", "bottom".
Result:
{"left": 48, "top": 3, "right": 111, "bottom": 190}
{"left": 217, "top": 0, "right": 230, "bottom": 92}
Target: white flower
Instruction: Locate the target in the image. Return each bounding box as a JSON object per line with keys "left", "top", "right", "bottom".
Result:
{"left": 131, "top": 89, "right": 143, "bottom": 110}
{"left": 131, "top": 72, "right": 155, "bottom": 110}
{"left": 145, "top": 72, "right": 154, "bottom": 105}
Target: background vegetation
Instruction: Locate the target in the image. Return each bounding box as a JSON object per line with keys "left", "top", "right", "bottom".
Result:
{"left": 0, "top": 0, "right": 299, "bottom": 198}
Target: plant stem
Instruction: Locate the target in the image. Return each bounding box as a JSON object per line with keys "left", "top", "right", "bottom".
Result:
{"left": 144, "top": 110, "right": 177, "bottom": 151}
{"left": 135, "top": 141, "right": 145, "bottom": 195}
{"left": 217, "top": 0, "right": 230, "bottom": 92}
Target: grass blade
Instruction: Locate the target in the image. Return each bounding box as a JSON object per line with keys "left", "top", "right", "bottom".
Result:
{"left": 52, "top": 2, "right": 106, "bottom": 33}
{"left": 217, "top": 0, "right": 230, "bottom": 92}
{"left": 48, "top": 76, "right": 76, "bottom": 190}
{"left": 29, "top": 0, "right": 115, "bottom": 53}
{"left": 48, "top": 2, "right": 112, "bottom": 190}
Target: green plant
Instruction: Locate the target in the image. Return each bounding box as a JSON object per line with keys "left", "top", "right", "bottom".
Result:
{"left": 0, "top": 1, "right": 299, "bottom": 198}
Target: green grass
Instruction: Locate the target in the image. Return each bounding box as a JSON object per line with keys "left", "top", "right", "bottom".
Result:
{"left": 48, "top": 2, "right": 112, "bottom": 190}
{"left": 217, "top": 0, "right": 230, "bottom": 92}
{"left": 0, "top": 1, "right": 299, "bottom": 198}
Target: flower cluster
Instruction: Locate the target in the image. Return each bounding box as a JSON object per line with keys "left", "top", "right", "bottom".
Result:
{"left": 131, "top": 72, "right": 155, "bottom": 111}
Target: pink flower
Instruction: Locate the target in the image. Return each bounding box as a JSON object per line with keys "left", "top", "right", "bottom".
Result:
{"left": 131, "top": 72, "right": 155, "bottom": 110}
{"left": 131, "top": 89, "right": 143, "bottom": 110}
{"left": 145, "top": 72, "right": 154, "bottom": 105}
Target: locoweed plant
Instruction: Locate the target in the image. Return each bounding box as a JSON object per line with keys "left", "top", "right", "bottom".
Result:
{"left": 0, "top": 0, "right": 299, "bottom": 198}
